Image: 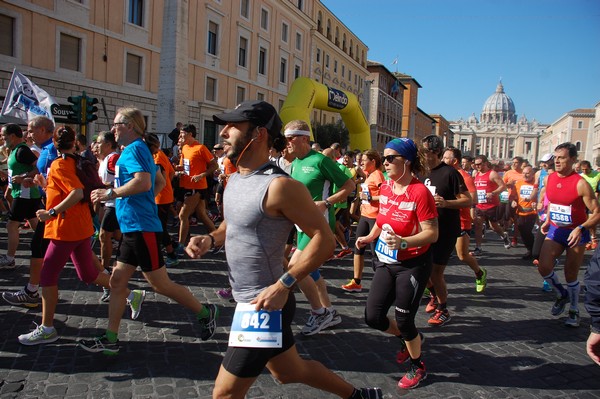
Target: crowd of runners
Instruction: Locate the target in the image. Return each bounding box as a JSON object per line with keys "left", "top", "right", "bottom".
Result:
{"left": 1, "top": 100, "right": 599, "bottom": 397}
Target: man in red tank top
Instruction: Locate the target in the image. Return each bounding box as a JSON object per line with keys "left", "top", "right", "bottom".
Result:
{"left": 472, "top": 155, "right": 511, "bottom": 256}
{"left": 538, "top": 142, "right": 600, "bottom": 328}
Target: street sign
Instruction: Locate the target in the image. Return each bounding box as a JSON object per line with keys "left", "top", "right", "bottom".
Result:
{"left": 51, "top": 103, "right": 77, "bottom": 123}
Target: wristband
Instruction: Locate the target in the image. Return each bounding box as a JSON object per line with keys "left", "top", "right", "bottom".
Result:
{"left": 578, "top": 225, "right": 586, "bottom": 232}
{"left": 207, "top": 234, "right": 216, "bottom": 249}
{"left": 324, "top": 199, "right": 332, "bottom": 209}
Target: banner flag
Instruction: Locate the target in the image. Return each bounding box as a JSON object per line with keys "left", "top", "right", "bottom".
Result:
{"left": 1, "top": 68, "right": 56, "bottom": 123}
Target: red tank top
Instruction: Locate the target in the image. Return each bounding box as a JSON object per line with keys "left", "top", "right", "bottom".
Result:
{"left": 546, "top": 171, "right": 586, "bottom": 228}
{"left": 474, "top": 170, "right": 499, "bottom": 210}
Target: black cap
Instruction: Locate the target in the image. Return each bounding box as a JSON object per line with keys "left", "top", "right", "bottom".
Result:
{"left": 422, "top": 134, "right": 444, "bottom": 155}
{"left": 213, "top": 100, "right": 283, "bottom": 138}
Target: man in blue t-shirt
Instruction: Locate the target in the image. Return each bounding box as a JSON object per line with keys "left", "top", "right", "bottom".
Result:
{"left": 78, "top": 107, "right": 218, "bottom": 355}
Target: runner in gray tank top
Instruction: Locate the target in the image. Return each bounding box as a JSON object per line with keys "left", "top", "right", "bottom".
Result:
{"left": 186, "top": 100, "right": 382, "bottom": 399}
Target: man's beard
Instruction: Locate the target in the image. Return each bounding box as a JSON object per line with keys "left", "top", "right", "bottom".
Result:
{"left": 227, "top": 130, "right": 253, "bottom": 164}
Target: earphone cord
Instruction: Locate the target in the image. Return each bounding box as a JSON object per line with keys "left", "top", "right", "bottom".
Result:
{"left": 234, "top": 129, "right": 258, "bottom": 170}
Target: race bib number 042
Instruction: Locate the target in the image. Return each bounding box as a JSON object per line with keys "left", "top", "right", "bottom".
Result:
{"left": 228, "top": 303, "right": 283, "bottom": 348}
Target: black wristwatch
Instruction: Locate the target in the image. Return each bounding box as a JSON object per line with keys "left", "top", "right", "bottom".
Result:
{"left": 324, "top": 199, "right": 332, "bottom": 209}
{"left": 49, "top": 208, "right": 57, "bottom": 217}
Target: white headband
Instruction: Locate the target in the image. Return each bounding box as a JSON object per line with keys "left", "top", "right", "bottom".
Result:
{"left": 284, "top": 129, "right": 311, "bottom": 137}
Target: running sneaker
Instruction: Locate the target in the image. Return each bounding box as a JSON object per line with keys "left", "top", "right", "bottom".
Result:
{"left": 198, "top": 303, "right": 219, "bottom": 341}
{"left": 356, "top": 387, "right": 383, "bottom": 399}
{"left": 470, "top": 248, "right": 483, "bottom": 257}
{"left": 216, "top": 287, "right": 233, "bottom": 299}
{"left": 533, "top": 259, "right": 539, "bottom": 266}
{"left": 422, "top": 287, "right": 431, "bottom": 297}
{"left": 100, "top": 288, "right": 111, "bottom": 303}
{"left": 301, "top": 309, "right": 334, "bottom": 336}
{"left": 551, "top": 295, "right": 569, "bottom": 316}
{"left": 502, "top": 232, "right": 511, "bottom": 249}
{"left": 592, "top": 240, "right": 598, "bottom": 250}
{"left": 164, "top": 255, "right": 179, "bottom": 267}
{"left": 335, "top": 248, "right": 353, "bottom": 258}
{"left": 428, "top": 309, "right": 451, "bottom": 326}
{"left": 78, "top": 335, "right": 120, "bottom": 355}
{"left": 0, "top": 254, "right": 16, "bottom": 269}
{"left": 3, "top": 287, "right": 40, "bottom": 307}
{"left": 564, "top": 309, "right": 580, "bottom": 327}
{"left": 585, "top": 241, "right": 593, "bottom": 251}
{"left": 396, "top": 333, "right": 425, "bottom": 364}
{"left": 398, "top": 362, "right": 427, "bottom": 389}
{"left": 325, "top": 309, "right": 342, "bottom": 329}
{"left": 128, "top": 290, "right": 146, "bottom": 320}
{"left": 425, "top": 295, "right": 437, "bottom": 313}
{"left": 542, "top": 280, "right": 552, "bottom": 292}
{"left": 511, "top": 237, "right": 518, "bottom": 247}
{"left": 475, "top": 267, "right": 488, "bottom": 293}
{"left": 174, "top": 242, "right": 185, "bottom": 256}
{"left": 18, "top": 324, "right": 58, "bottom": 346}
{"left": 341, "top": 279, "right": 362, "bottom": 292}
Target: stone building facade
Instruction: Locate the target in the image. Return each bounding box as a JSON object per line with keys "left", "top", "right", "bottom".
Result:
{"left": 450, "top": 81, "right": 547, "bottom": 165}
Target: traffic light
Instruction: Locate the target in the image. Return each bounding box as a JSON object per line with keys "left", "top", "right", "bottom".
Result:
{"left": 85, "top": 96, "right": 99, "bottom": 123}
{"left": 67, "top": 95, "right": 82, "bottom": 124}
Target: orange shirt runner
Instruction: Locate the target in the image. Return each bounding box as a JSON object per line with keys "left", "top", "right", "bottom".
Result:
{"left": 44, "top": 156, "right": 94, "bottom": 241}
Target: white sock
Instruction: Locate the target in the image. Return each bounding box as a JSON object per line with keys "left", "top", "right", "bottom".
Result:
{"left": 566, "top": 281, "right": 580, "bottom": 311}
{"left": 26, "top": 283, "right": 39, "bottom": 293}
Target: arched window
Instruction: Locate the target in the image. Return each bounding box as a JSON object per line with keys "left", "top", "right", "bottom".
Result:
{"left": 317, "top": 12, "right": 322, "bottom": 33}
{"left": 335, "top": 27, "right": 339, "bottom": 46}
{"left": 326, "top": 19, "right": 331, "bottom": 39}
{"left": 575, "top": 141, "right": 582, "bottom": 152}
{"left": 342, "top": 34, "right": 347, "bottom": 52}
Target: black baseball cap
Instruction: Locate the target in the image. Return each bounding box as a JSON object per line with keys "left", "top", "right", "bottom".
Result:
{"left": 213, "top": 100, "right": 283, "bottom": 139}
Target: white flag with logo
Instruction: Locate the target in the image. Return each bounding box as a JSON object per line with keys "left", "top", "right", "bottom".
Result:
{"left": 1, "top": 69, "right": 56, "bottom": 123}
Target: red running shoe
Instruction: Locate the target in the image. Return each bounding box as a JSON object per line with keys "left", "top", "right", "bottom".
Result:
{"left": 398, "top": 362, "right": 427, "bottom": 389}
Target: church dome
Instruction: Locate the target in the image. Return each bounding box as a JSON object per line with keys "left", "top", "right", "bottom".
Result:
{"left": 481, "top": 81, "right": 516, "bottom": 124}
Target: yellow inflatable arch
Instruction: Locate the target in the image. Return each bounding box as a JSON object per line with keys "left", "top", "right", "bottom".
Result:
{"left": 280, "top": 77, "right": 371, "bottom": 151}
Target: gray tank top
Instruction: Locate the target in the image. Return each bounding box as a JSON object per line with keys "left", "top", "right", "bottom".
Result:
{"left": 223, "top": 162, "right": 293, "bottom": 303}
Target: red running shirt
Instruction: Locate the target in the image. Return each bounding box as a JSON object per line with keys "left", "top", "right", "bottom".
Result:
{"left": 546, "top": 171, "right": 587, "bottom": 228}
{"left": 376, "top": 177, "right": 437, "bottom": 261}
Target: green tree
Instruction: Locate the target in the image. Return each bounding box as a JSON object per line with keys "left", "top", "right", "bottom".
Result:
{"left": 313, "top": 120, "right": 349, "bottom": 150}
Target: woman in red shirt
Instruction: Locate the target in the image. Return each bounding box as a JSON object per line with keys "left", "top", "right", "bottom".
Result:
{"left": 356, "top": 138, "right": 438, "bottom": 389}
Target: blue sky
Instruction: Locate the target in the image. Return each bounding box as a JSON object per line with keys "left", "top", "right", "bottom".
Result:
{"left": 322, "top": 0, "right": 600, "bottom": 125}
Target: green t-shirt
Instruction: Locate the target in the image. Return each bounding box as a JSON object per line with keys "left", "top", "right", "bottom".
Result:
{"left": 581, "top": 171, "right": 600, "bottom": 193}
{"left": 291, "top": 150, "right": 351, "bottom": 250}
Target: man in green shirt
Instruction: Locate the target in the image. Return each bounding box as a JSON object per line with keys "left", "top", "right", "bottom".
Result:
{"left": 581, "top": 160, "right": 600, "bottom": 250}
{"left": 0, "top": 124, "right": 41, "bottom": 269}
{"left": 285, "top": 120, "right": 355, "bottom": 336}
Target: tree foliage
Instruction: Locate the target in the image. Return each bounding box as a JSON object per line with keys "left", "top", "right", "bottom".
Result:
{"left": 313, "top": 120, "right": 349, "bottom": 150}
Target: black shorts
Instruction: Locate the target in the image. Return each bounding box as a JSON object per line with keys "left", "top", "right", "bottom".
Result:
{"left": 182, "top": 188, "right": 209, "bottom": 201}
{"left": 9, "top": 197, "right": 42, "bottom": 222}
{"left": 286, "top": 227, "right": 296, "bottom": 246}
{"left": 355, "top": 216, "right": 376, "bottom": 256}
{"left": 117, "top": 231, "right": 164, "bottom": 272}
{"left": 222, "top": 294, "right": 296, "bottom": 378}
{"left": 100, "top": 206, "right": 120, "bottom": 233}
{"left": 476, "top": 206, "right": 500, "bottom": 223}
{"left": 30, "top": 220, "right": 50, "bottom": 259}
{"left": 431, "top": 232, "right": 458, "bottom": 265}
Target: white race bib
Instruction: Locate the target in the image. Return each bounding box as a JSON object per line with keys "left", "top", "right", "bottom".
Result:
{"left": 374, "top": 236, "right": 398, "bottom": 264}
{"left": 519, "top": 184, "right": 534, "bottom": 200}
{"left": 183, "top": 158, "right": 191, "bottom": 175}
{"left": 477, "top": 189, "right": 487, "bottom": 204}
{"left": 549, "top": 203, "right": 572, "bottom": 227}
{"left": 228, "top": 303, "right": 282, "bottom": 348}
